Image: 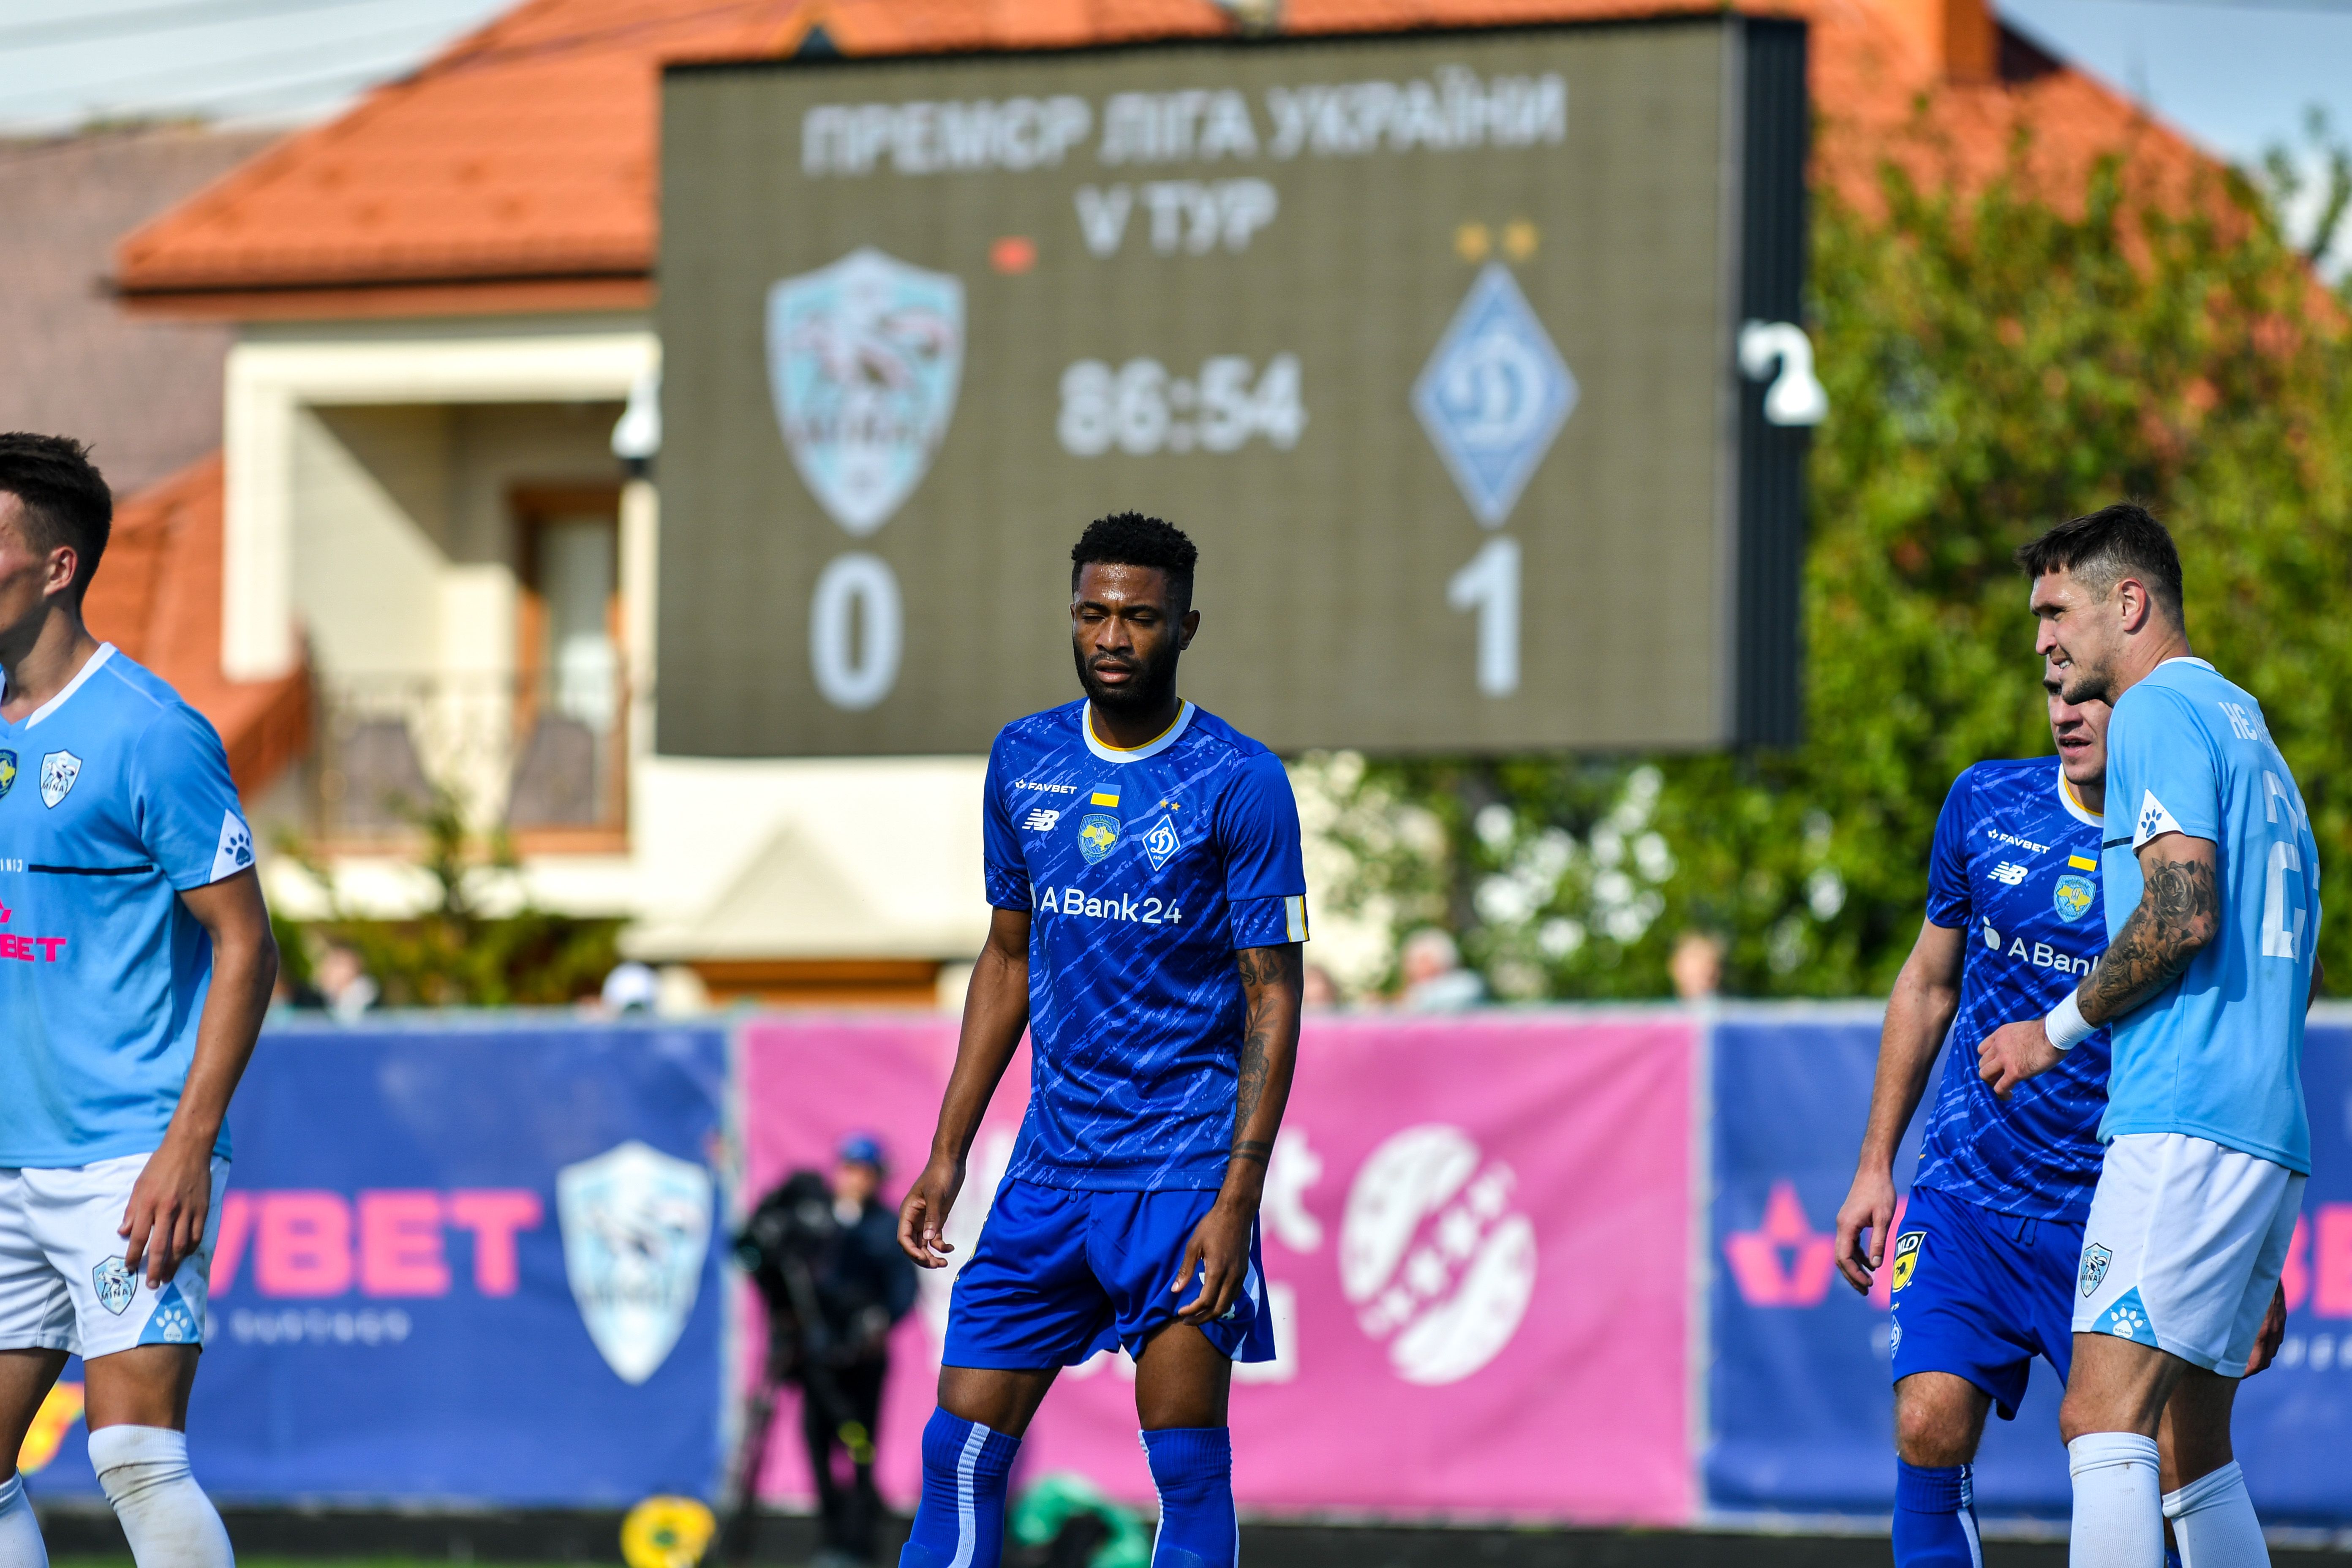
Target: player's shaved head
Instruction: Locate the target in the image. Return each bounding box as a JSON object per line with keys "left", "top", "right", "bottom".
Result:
{"left": 1071, "top": 512, "right": 1198, "bottom": 615}
{"left": 2014, "top": 503, "right": 2183, "bottom": 628}
{"left": 0, "top": 432, "right": 112, "bottom": 605}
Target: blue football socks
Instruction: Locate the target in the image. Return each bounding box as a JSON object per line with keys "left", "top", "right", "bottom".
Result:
{"left": 1140, "top": 1426, "right": 1236, "bottom": 1568}
{"left": 1894, "top": 1460, "right": 1981, "bottom": 1568}
{"left": 898, "top": 1409, "right": 1020, "bottom": 1568}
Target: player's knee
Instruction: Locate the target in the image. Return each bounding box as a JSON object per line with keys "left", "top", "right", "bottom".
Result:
{"left": 1893, "top": 1384, "right": 1977, "bottom": 1467}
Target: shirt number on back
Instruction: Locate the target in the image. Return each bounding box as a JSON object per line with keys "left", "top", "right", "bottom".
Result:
{"left": 2262, "top": 841, "right": 2306, "bottom": 961}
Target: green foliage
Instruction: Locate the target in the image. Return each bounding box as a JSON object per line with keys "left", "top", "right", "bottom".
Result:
{"left": 1319, "top": 132, "right": 2352, "bottom": 999}
{"left": 288, "top": 787, "right": 621, "bottom": 1008}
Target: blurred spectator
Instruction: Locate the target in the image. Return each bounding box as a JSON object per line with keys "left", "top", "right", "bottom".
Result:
{"left": 1302, "top": 962, "right": 1340, "bottom": 1010}
{"left": 314, "top": 944, "right": 378, "bottom": 1024}
{"left": 1399, "top": 928, "right": 1484, "bottom": 1012}
{"left": 1671, "top": 930, "right": 1725, "bottom": 1002}
{"left": 808, "top": 1134, "right": 917, "bottom": 1567}
{"left": 601, "top": 960, "right": 659, "bottom": 1014}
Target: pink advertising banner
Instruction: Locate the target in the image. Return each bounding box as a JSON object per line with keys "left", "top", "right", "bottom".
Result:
{"left": 739, "top": 1011, "right": 1696, "bottom": 1525}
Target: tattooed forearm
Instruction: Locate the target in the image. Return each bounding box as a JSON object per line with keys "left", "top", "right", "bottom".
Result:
{"left": 1228, "top": 944, "right": 1303, "bottom": 1181}
{"left": 2079, "top": 852, "right": 2219, "bottom": 1025}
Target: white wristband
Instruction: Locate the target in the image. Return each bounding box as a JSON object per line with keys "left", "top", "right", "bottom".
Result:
{"left": 2044, "top": 990, "right": 2094, "bottom": 1053}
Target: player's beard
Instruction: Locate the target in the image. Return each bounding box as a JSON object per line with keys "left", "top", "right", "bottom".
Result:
{"left": 1075, "top": 638, "right": 1180, "bottom": 718}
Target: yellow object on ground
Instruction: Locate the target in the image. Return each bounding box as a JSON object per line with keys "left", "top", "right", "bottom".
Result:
{"left": 620, "top": 1496, "right": 716, "bottom": 1568}
{"left": 19, "top": 1382, "right": 84, "bottom": 1474}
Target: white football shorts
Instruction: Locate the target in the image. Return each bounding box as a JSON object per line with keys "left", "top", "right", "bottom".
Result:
{"left": 2074, "top": 1132, "right": 2302, "bottom": 1376}
{"left": 0, "top": 1152, "right": 229, "bottom": 1361}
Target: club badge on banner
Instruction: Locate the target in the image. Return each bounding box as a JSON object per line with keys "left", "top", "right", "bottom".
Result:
{"left": 740, "top": 1012, "right": 1696, "bottom": 1524}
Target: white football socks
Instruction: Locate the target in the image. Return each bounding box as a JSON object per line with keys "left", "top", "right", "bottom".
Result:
{"left": 2164, "top": 1461, "right": 2270, "bottom": 1568}
{"left": 0, "top": 1472, "right": 48, "bottom": 1568}
{"left": 86, "top": 1427, "right": 233, "bottom": 1568}
{"left": 2068, "top": 1432, "right": 2164, "bottom": 1567}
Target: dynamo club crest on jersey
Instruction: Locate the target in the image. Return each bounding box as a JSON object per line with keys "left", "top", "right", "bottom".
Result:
{"left": 2053, "top": 873, "right": 2096, "bottom": 922}
{"left": 555, "top": 1140, "right": 713, "bottom": 1385}
{"left": 1143, "top": 815, "right": 1182, "bottom": 871}
{"left": 768, "top": 247, "right": 965, "bottom": 537}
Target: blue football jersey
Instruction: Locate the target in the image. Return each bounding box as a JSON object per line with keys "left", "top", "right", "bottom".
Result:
{"left": 2100, "top": 659, "right": 2319, "bottom": 1172}
{"left": 1912, "top": 757, "right": 2111, "bottom": 1221}
{"left": 983, "top": 700, "right": 1308, "bottom": 1192}
{"left": 0, "top": 645, "right": 253, "bottom": 1167}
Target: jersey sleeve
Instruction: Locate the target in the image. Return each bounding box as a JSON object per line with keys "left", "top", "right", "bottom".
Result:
{"left": 1217, "top": 751, "right": 1308, "bottom": 949}
{"left": 980, "top": 734, "right": 1030, "bottom": 911}
{"left": 1924, "top": 771, "right": 1974, "bottom": 929}
{"left": 2114, "top": 686, "right": 2223, "bottom": 850}
{"left": 126, "top": 702, "right": 252, "bottom": 892}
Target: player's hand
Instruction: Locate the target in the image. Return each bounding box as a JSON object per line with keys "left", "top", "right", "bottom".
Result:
{"left": 1977, "top": 1020, "right": 2062, "bottom": 1099}
{"left": 1834, "top": 1168, "right": 1897, "bottom": 1296}
{"left": 2246, "top": 1283, "right": 2288, "bottom": 1376}
{"left": 120, "top": 1132, "right": 212, "bottom": 1290}
{"left": 1173, "top": 1198, "right": 1253, "bottom": 1326}
{"left": 897, "top": 1157, "right": 964, "bottom": 1269}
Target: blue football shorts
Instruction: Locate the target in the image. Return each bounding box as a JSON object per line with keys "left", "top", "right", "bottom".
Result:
{"left": 1887, "top": 1184, "right": 2083, "bottom": 1419}
{"left": 944, "top": 1179, "right": 1277, "bottom": 1369}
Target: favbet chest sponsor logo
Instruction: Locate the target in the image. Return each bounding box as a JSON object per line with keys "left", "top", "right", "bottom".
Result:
{"left": 0, "top": 899, "right": 66, "bottom": 964}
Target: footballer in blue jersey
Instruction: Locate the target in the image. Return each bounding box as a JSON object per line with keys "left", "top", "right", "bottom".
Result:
{"left": 1834, "top": 681, "right": 2114, "bottom": 1565}
{"left": 1985, "top": 506, "right": 2308, "bottom": 1562}
{"left": 893, "top": 514, "right": 1304, "bottom": 1568}
{"left": 0, "top": 435, "right": 277, "bottom": 1568}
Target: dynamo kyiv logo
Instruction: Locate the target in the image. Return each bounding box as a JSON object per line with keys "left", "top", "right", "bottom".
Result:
{"left": 768, "top": 247, "right": 964, "bottom": 537}
{"left": 1412, "top": 263, "right": 1577, "bottom": 528}
{"left": 556, "top": 1141, "right": 713, "bottom": 1385}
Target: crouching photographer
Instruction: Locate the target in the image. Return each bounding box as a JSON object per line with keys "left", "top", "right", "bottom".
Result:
{"left": 726, "top": 1135, "right": 917, "bottom": 1568}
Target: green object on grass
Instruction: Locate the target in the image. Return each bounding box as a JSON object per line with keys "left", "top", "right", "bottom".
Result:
{"left": 1010, "top": 1472, "right": 1151, "bottom": 1568}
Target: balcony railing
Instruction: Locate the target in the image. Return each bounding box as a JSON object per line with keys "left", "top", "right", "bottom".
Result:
{"left": 311, "top": 670, "right": 628, "bottom": 849}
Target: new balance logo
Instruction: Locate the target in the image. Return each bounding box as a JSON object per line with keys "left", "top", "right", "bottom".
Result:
{"left": 1990, "top": 862, "right": 2029, "bottom": 886}
{"left": 1021, "top": 808, "right": 1062, "bottom": 832}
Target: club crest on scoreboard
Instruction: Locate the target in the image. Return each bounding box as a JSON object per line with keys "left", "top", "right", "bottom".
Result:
{"left": 556, "top": 1140, "right": 713, "bottom": 1385}
{"left": 1412, "top": 262, "right": 1577, "bottom": 528}
{"left": 767, "top": 247, "right": 965, "bottom": 537}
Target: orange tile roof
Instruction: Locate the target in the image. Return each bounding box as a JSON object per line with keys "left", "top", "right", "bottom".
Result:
{"left": 114, "top": 0, "right": 2223, "bottom": 317}
{"left": 84, "top": 455, "right": 310, "bottom": 798}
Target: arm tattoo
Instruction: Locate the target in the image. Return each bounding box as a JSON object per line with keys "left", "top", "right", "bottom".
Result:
{"left": 1230, "top": 945, "right": 1296, "bottom": 1164}
{"left": 2080, "top": 855, "right": 2218, "bottom": 1025}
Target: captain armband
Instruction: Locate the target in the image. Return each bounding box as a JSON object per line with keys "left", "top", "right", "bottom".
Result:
{"left": 2044, "top": 988, "right": 2095, "bottom": 1053}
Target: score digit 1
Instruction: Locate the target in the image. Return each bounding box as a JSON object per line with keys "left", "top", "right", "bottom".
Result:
{"left": 1448, "top": 536, "right": 1520, "bottom": 697}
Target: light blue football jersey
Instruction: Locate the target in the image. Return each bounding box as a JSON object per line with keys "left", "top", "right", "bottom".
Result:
{"left": 982, "top": 699, "right": 1307, "bottom": 1192}
{"left": 2099, "top": 658, "right": 2320, "bottom": 1172}
{"left": 0, "top": 645, "right": 253, "bottom": 1167}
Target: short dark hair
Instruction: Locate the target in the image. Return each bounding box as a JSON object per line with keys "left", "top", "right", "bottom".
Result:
{"left": 0, "top": 433, "right": 111, "bottom": 602}
{"left": 1070, "top": 511, "right": 1198, "bottom": 611}
{"left": 2013, "top": 502, "right": 2183, "bottom": 623}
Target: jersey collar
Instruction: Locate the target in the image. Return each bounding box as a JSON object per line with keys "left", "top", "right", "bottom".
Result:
{"left": 1081, "top": 700, "right": 1194, "bottom": 764}
{"left": 5, "top": 642, "right": 115, "bottom": 728}
{"left": 2158, "top": 656, "right": 2216, "bottom": 673}
{"left": 2055, "top": 764, "right": 2101, "bottom": 828}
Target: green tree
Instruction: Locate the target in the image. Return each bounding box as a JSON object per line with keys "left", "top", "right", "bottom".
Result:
{"left": 1318, "top": 130, "right": 2352, "bottom": 999}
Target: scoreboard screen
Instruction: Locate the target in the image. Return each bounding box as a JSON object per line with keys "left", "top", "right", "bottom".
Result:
{"left": 657, "top": 19, "right": 1808, "bottom": 757}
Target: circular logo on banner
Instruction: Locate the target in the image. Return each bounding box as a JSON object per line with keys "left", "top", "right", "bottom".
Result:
{"left": 1339, "top": 1124, "right": 1536, "bottom": 1385}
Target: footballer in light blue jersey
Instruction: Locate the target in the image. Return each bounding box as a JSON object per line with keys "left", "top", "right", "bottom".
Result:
{"left": 0, "top": 434, "right": 277, "bottom": 1568}
{"left": 0, "top": 644, "right": 253, "bottom": 1167}
{"left": 2097, "top": 659, "right": 2319, "bottom": 1171}
{"left": 1837, "top": 684, "right": 2114, "bottom": 1566}
{"left": 895, "top": 514, "right": 1305, "bottom": 1568}
{"left": 1985, "top": 504, "right": 2309, "bottom": 1561}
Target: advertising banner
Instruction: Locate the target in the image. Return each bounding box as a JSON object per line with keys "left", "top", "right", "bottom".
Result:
{"left": 740, "top": 1012, "right": 1696, "bottom": 1524}
{"left": 19, "top": 1021, "right": 729, "bottom": 1507}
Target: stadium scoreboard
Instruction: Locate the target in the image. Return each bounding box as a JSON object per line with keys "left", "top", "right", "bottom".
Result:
{"left": 658, "top": 20, "right": 1810, "bottom": 757}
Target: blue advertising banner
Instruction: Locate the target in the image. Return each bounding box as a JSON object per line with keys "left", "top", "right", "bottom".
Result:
{"left": 1708, "top": 1012, "right": 2352, "bottom": 1526}
{"left": 19, "top": 1021, "right": 728, "bottom": 1507}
